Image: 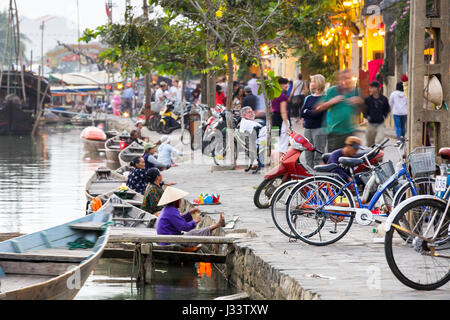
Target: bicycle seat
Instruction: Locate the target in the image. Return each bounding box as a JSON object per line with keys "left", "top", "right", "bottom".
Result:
{"left": 314, "top": 163, "right": 339, "bottom": 173}
{"left": 339, "top": 157, "right": 364, "bottom": 168}
{"left": 322, "top": 153, "right": 331, "bottom": 163}
{"left": 439, "top": 148, "right": 450, "bottom": 160}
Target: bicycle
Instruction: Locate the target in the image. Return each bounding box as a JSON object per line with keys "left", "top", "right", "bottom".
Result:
{"left": 284, "top": 138, "right": 436, "bottom": 246}
{"left": 384, "top": 147, "right": 450, "bottom": 290}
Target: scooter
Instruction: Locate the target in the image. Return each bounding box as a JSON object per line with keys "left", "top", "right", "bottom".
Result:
{"left": 158, "top": 100, "right": 181, "bottom": 134}
{"left": 253, "top": 132, "right": 385, "bottom": 209}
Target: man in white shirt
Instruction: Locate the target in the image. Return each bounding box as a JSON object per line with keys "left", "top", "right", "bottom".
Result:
{"left": 169, "top": 80, "right": 183, "bottom": 102}
{"left": 153, "top": 82, "right": 168, "bottom": 112}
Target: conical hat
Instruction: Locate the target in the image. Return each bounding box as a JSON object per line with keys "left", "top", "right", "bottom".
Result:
{"left": 424, "top": 76, "right": 443, "bottom": 107}
{"left": 157, "top": 186, "right": 189, "bottom": 207}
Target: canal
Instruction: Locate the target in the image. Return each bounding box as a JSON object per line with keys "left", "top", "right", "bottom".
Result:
{"left": 0, "top": 125, "right": 236, "bottom": 300}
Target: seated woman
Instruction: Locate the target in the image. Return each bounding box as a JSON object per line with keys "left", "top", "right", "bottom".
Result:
{"left": 126, "top": 157, "right": 149, "bottom": 195}
{"left": 156, "top": 186, "right": 225, "bottom": 246}
{"left": 157, "top": 136, "right": 184, "bottom": 167}
{"left": 142, "top": 168, "right": 166, "bottom": 215}
{"left": 143, "top": 143, "right": 172, "bottom": 171}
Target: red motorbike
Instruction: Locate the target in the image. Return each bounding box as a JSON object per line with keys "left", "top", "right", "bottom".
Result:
{"left": 253, "top": 132, "right": 384, "bottom": 209}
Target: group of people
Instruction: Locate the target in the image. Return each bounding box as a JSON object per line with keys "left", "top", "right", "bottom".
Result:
{"left": 267, "top": 69, "right": 409, "bottom": 170}
{"left": 122, "top": 126, "right": 226, "bottom": 247}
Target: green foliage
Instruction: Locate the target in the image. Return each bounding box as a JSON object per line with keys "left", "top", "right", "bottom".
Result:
{"left": 257, "top": 70, "right": 281, "bottom": 101}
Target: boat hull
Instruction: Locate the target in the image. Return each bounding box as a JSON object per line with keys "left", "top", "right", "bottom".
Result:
{"left": 82, "top": 137, "right": 106, "bottom": 153}
{"left": 0, "top": 245, "right": 104, "bottom": 300}
{"left": 0, "top": 102, "right": 34, "bottom": 135}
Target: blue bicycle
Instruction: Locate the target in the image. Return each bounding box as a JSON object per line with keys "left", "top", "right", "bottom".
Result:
{"left": 285, "top": 138, "right": 436, "bottom": 246}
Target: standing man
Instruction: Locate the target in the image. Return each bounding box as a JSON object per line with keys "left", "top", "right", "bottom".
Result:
{"left": 121, "top": 85, "right": 135, "bottom": 115}
{"left": 154, "top": 82, "right": 168, "bottom": 112}
{"left": 314, "top": 69, "right": 364, "bottom": 152}
{"left": 242, "top": 86, "right": 258, "bottom": 111}
{"left": 363, "top": 81, "right": 391, "bottom": 147}
{"left": 169, "top": 79, "right": 183, "bottom": 102}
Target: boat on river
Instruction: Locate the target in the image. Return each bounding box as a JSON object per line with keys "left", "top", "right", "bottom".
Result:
{"left": 85, "top": 167, "right": 127, "bottom": 202}
{"left": 0, "top": 210, "right": 111, "bottom": 300}
{"left": 118, "top": 142, "right": 144, "bottom": 168}
{"left": 94, "top": 194, "right": 156, "bottom": 229}
{"left": 81, "top": 126, "right": 107, "bottom": 153}
{"left": 105, "top": 131, "right": 129, "bottom": 163}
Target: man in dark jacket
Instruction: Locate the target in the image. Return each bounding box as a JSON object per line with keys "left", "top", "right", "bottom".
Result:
{"left": 242, "top": 86, "right": 258, "bottom": 111}
{"left": 363, "top": 81, "right": 391, "bottom": 147}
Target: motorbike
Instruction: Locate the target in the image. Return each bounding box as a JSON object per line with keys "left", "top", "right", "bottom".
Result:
{"left": 157, "top": 100, "right": 181, "bottom": 134}
{"left": 202, "top": 108, "right": 240, "bottom": 160}
{"left": 253, "top": 132, "right": 385, "bottom": 209}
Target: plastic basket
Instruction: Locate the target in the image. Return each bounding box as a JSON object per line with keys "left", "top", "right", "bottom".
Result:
{"left": 408, "top": 147, "right": 436, "bottom": 177}
{"left": 374, "top": 161, "right": 395, "bottom": 184}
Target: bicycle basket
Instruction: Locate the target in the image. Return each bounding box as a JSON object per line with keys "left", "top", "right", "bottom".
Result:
{"left": 408, "top": 146, "right": 436, "bottom": 177}
{"left": 374, "top": 161, "right": 395, "bottom": 184}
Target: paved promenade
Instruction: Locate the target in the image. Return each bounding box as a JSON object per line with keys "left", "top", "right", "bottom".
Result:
{"left": 135, "top": 120, "right": 449, "bottom": 300}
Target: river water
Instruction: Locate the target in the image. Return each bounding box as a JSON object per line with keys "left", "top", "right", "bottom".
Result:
{"left": 0, "top": 125, "right": 236, "bottom": 300}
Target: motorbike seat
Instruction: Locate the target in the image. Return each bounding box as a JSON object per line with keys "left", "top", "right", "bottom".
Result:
{"left": 314, "top": 163, "right": 339, "bottom": 173}
{"left": 322, "top": 153, "right": 331, "bottom": 163}
{"left": 439, "top": 148, "right": 450, "bottom": 160}
{"left": 339, "top": 157, "right": 364, "bottom": 168}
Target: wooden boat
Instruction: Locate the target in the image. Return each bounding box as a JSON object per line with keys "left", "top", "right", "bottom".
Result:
{"left": 94, "top": 194, "right": 156, "bottom": 229}
{"left": 104, "top": 136, "right": 122, "bottom": 163}
{"left": 115, "top": 165, "right": 132, "bottom": 178}
{"left": 118, "top": 142, "right": 144, "bottom": 168}
{"left": 80, "top": 126, "right": 107, "bottom": 153}
{"left": 71, "top": 114, "right": 94, "bottom": 127}
{"left": 85, "top": 167, "right": 127, "bottom": 202}
{"left": 101, "top": 187, "right": 144, "bottom": 208}
{"left": 0, "top": 210, "right": 111, "bottom": 300}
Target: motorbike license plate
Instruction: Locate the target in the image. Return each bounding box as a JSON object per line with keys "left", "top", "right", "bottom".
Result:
{"left": 435, "top": 175, "right": 447, "bottom": 192}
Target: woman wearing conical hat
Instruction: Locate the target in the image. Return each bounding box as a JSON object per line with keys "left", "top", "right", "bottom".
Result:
{"left": 156, "top": 186, "right": 225, "bottom": 246}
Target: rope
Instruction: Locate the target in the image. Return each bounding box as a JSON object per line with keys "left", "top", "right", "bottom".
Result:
{"left": 67, "top": 237, "right": 96, "bottom": 250}
{"left": 100, "top": 221, "right": 114, "bottom": 230}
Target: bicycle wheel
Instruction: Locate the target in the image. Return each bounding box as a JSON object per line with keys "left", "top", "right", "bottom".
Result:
{"left": 271, "top": 180, "right": 302, "bottom": 238}
{"left": 254, "top": 177, "right": 284, "bottom": 209}
{"left": 393, "top": 176, "right": 436, "bottom": 208}
{"left": 286, "top": 176, "right": 355, "bottom": 246}
{"left": 385, "top": 197, "right": 450, "bottom": 290}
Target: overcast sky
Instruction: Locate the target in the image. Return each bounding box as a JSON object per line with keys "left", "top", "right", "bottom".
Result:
{"left": 0, "top": 0, "right": 146, "bottom": 31}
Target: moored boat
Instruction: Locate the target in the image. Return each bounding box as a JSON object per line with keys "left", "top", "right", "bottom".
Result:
{"left": 118, "top": 142, "right": 144, "bottom": 168}
{"left": 81, "top": 126, "right": 107, "bottom": 153}
{"left": 85, "top": 167, "right": 127, "bottom": 202}
{"left": 0, "top": 210, "right": 111, "bottom": 300}
{"left": 105, "top": 131, "right": 129, "bottom": 163}
{"left": 92, "top": 194, "right": 156, "bottom": 229}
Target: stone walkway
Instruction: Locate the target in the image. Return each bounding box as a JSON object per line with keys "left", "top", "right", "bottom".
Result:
{"left": 115, "top": 116, "right": 449, "bottom": 300}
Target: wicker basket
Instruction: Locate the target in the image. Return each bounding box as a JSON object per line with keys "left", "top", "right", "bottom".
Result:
{"left": 408, "top": 147, "right": 436, "bottom": 177}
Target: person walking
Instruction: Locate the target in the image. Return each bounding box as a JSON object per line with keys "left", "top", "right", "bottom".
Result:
{"left": 389, "top": 81, "right": 408, "bottom": 140}
{"left": 314, "top": 69, "right": 364, "bottom": 152}
{"left": 289, "top": 73, "right": 306, "bottom": 124}
{"left": 300, "top": 74, "right": 327, "bottom": 168}
{"left": 363, "top": 81, "right": 391, "bottom": 147}
{"left": 271, "top": 78, "right": 292, "bottom": 158}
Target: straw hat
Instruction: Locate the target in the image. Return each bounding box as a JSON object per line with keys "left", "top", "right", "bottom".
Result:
{"left": 424, "top": 75, "right": 443, "bottom": 108}
{"left": 157, "top": 186, "right": 189, "bottom": 206}
{"left": 144, "top": 142, "right": 157, "bottom": 151}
